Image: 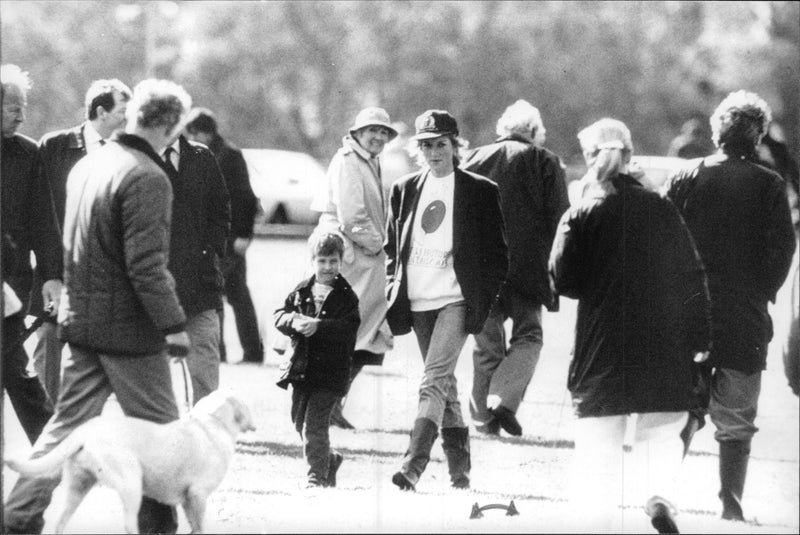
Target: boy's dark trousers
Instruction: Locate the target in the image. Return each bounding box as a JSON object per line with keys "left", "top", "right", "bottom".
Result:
{"left": 292, "top": 387, "right": 340, "bottom": 484}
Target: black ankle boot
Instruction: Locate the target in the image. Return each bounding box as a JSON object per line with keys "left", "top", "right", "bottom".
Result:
{"left": 393, "top": 418, "right": 439, "bottom": 491}
{"left": 441, "top": 427, "right": 471, "bottom": 489}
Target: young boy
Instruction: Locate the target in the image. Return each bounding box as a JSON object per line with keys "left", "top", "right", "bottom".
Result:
{"left": 275, "top": 232, "right": 360, "bottom": 488}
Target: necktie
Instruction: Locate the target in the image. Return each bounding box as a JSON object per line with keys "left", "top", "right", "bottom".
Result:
{"left": 99, "top": 139, "right": 105, "bottom": 146}
{"left": 163, "top": 147, "right": 178, "bottom": 176}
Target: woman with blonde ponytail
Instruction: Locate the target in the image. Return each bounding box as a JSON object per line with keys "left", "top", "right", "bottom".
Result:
{"left": 549, "top": 118, "right": 712, "bottom": 533}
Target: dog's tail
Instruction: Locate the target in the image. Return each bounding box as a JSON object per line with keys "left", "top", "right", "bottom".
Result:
{"left": 4, "top": 432, "right": 86, "bottom": 477}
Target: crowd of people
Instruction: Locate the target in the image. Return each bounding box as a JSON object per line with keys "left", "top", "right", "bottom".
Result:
{"left": 2, "top": 59, "right": 798, "bottom": 534}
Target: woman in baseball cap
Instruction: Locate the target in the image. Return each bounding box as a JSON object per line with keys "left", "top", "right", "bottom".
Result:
{"left": 309, "top": 107, "right": 398, "bottom": 430}
{"left": 385, "top": 110, "right": 508, "bottom": 491}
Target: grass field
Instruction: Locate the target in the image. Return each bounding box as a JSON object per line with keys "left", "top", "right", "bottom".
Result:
{"left": 3, "top": 236, "right": 798, "bottom": 533}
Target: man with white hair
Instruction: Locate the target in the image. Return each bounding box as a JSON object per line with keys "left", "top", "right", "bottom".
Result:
{"left": 1, "top": 63, "right": 60, "bottom": 444}
{"left": 3, "top": 79, "right": 193, "bottom": 534}
{"left": 462, "top": 100, "right": 569, "bottom": 436}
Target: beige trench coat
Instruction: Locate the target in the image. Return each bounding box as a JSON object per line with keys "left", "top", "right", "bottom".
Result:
{"left": 310, "top": 136, "right": 394, "bottom": 357}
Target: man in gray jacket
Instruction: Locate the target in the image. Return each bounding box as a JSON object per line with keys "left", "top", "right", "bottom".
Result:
{"left": 462, "top": 100, "right": 569, "bottom": 436}
{"left": 3, "top": 79, "right": 192, "bottom": 535}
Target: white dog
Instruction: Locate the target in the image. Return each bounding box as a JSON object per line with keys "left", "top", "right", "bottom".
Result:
{"left": 5, "top": 391, "right": 255, "bottom": 534}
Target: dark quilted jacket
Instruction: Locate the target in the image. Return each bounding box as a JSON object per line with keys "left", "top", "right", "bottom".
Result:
{"left": 59, "top": 133, "right": 186, "bottom": 356}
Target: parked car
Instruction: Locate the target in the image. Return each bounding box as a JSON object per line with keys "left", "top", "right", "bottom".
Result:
{"left": 241, "top": 148, "right": 326, "bottom": 225}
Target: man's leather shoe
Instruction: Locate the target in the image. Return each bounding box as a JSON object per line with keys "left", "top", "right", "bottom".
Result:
{"left": 490, "top": 406, "right": 522, "bottom": 436}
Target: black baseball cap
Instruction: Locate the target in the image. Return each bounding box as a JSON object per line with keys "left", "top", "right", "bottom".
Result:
{"left": 411, "top": 109, "right": 459, "bottom": 140}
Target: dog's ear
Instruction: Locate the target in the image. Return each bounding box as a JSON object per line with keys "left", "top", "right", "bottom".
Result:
{"left": 232, "top": 400, "right": 255, "bottom": 432}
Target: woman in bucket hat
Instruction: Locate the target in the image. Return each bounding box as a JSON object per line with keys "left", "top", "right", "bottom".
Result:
{"left": 310, "top": 107, "right": 398, "bottom": 429}
{"left": 385, "top": 110, "right": 507, "bottom": 491}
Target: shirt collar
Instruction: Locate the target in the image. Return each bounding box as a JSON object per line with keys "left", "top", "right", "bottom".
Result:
{"left": 83, "top": 121, "right": 104, "bottom": 150}
{"left": 162, "top": 139, "right": 180, "bottom": 157}
{"left": 343, "top": 134, "right": 376, "bottom": 162}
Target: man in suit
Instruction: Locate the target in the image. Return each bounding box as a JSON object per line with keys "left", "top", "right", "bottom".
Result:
{"left": 462, "top": 100, "right": 569, "bottom": 436}
{"left": 185, "top": 108, "right": 263, "bottom": 363}
{"left": 160, "top": 133, "right": 231, "bottom": 403}
{"left": 0, "top": 63, "right": 58, "bottom": 444}
{"left": 33, "top": 78, "right": 131, "bottom": 404}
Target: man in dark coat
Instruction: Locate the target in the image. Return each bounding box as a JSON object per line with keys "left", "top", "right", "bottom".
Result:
{"left": 160, "top": 134, "right": 230, "bottom": 403}
{"left": 3, "top": 79, "right": 193, "bottom": 535}
{"left": 185, "top": 108, "right": 263, "bottom": 363}
{"left": 32, "top": 78, "right": 131, "bottom": 404}
{"left": 665, "top": 91, "right": 796, "bottom": 523}
{"left": 0, "top": 64, "right": 58, "bottom": 444}
{"left": 462, "top": 100, "right": 569, "bottom": 436}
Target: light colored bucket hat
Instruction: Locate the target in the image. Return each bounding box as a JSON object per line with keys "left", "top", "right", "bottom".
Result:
{"left": 348, "top": 107, "right": 398, "bottom": 140}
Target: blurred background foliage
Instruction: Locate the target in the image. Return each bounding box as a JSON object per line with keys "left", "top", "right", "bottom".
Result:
{"left": 1, "top": 0, "right": 797, "bottom": 168}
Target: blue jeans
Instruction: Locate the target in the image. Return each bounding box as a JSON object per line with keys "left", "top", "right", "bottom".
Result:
{"left": 3, "top": 345, "right": 180, "bottom": 534}
{"left": 411, "top": 301, "right": 468, "bottom": 428}
{"left": 471, "top": 293, "right": 543, "bottom": 426}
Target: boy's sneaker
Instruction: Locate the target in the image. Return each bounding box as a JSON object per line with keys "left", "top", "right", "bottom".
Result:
{"left": 327, "top": 452, "right": 344, "bottom": 488}
{"left": 306, "top": 476, "right": 325, "bottom": 489}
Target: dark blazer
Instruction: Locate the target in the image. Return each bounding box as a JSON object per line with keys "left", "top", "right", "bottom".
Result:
{"left": 549, "top": 174, "right": 711, "bottom": 417}
{"left": 208, "top": 134, "right": 258, "bottom": 241}
{"left": 463, "top": 134, "right": 569, "bottom": 310}
{"left": 666, "top": 154, "right": 796, "bottom": 372}
{"left": 38, "top": 123, "right": 90, "bottom": 228}
{"left": 31, "top": 123, "right": 90, "bottom": 317}
{"left": 59, "top": 133, "right": 186, "bottom": 356}
{"left": 164, "top": 136, "right": 231, "bottom": 317}
{"left": 0, "top": 133, "right": 62, "bottom": 313}
{"left": 274, "top": 274, "right": 360, "bottom": 396}
{"left": 385, "top": 167, "right": 508, "bottom": 335}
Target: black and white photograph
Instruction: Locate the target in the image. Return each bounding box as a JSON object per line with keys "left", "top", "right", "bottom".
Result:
{"left": 1, "top": 1, "right": 798, "bottom": 533}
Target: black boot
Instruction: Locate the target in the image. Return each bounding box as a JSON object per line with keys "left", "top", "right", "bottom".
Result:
{"left": 392, "top": 418, "right": 439, "bottom": 491}
{"left": 441, "top": 427, "right": 471, "bottom": 489}
{"left": 718, "top": 440, "right": 750, "bottom": 521}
